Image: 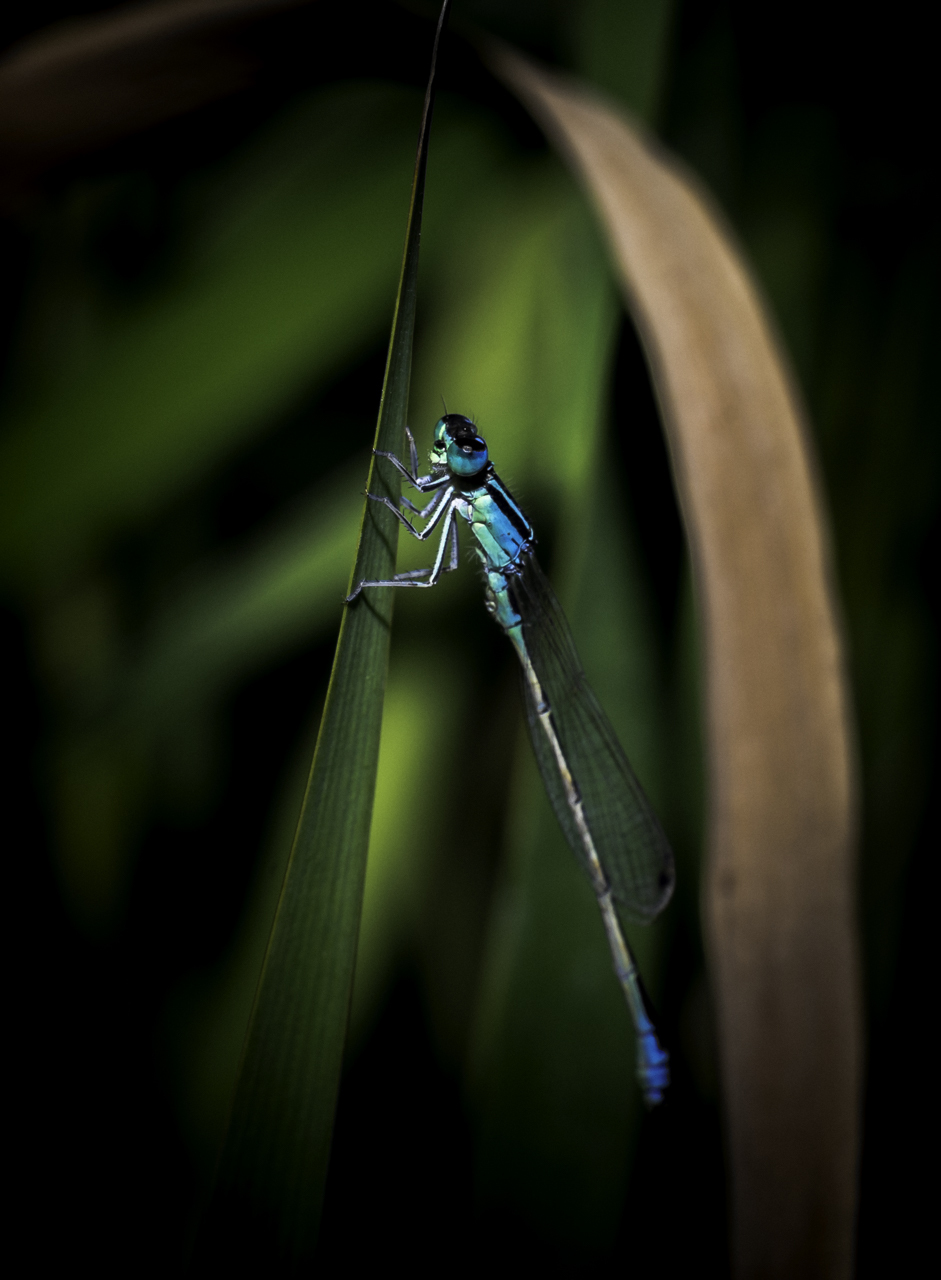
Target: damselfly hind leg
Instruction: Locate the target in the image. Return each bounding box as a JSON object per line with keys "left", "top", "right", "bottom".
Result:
{"left": 345, "top": 507, "right": 459, "bottom": 602}
{"left": 373, "top": 430, "right": 444, "bottom": 494}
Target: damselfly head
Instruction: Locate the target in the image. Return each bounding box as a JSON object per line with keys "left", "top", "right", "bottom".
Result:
{"left": 433, "top": 413, "right": 489, "bottom": 478}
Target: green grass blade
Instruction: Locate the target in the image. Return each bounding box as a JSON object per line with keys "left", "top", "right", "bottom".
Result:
{"left": 191, "top": 3, "right": 452, "bottom": 1266}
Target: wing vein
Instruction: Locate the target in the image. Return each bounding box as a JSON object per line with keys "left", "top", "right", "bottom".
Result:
{"left": 509, "top": 553, "right": 675, "bottom": 926}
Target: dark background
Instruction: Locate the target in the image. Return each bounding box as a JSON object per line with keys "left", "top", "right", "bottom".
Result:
{"left": 2, "top": 1, "right": 936, "bottom": 1274}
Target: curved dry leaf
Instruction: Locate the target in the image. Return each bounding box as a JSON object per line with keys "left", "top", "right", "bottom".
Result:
{"left": 0, "top": 0, "right": 308, "bottom": 178}
{"left": 490, "top": 46, "right": 861, "bottom": 1280}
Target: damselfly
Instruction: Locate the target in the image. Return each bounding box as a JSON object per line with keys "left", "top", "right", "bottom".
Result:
{"left": 347, "top": 413, "right": 674, "bottom": 1105}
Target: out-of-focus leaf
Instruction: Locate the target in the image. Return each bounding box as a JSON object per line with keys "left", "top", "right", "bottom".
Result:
{"left": 34, "top": 467, "right": 361, "bottom": 935}
{"left": 35, "top": 107, "right": 513, "bottom": 936}
{"left": 571, "top": 0, "right": 676, "bottom": 124}
{"left": 127, "top": 462, "right": 363, "bottom": 720}
{"left": 0, "top": 0, "right": 307, "bottom": 167}
{"left": 348, "top": 650, "right": 462, "bottom": 1044}
{"left": 191, "top": 5, "right": 451, "bottom": 1265}
{"left": 0, "top": 82, "right": 493, "bottom": 585}
{"left": 412, "top": 166, "right": 611, "bottom": 502}
{"left": 491, "top": 48, "right": 860, "bottom": 1278}
{"left": 50, "top": 722, "right": 148, "bottom": 929}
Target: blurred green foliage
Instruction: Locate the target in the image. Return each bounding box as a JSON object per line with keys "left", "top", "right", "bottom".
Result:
{"left": 2, "top": 0, "right": 936, "bottom": 1274}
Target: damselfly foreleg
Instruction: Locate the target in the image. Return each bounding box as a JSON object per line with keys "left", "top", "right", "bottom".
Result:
{"left": 374, "top": 428, "right": 442, "bottom": 493}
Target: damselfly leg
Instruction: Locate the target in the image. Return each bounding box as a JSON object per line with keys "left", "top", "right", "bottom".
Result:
{"left": 345, "top": 503, "right": 459, "bottom": 601}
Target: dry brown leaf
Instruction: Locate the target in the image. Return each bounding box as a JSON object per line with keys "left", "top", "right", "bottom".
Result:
{"left": 490, "top": 44, "right": 861, "bottom": 1280}
{"left": 0, "top": 0, "right": 308, "bottom": 179}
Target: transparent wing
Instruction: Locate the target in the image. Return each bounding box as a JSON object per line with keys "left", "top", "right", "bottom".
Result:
{"left": 509, "top": 554, "right": 675, "bottom": 926}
